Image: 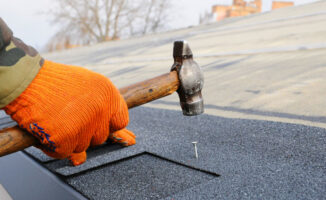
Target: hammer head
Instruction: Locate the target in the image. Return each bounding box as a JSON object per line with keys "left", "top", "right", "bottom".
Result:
{"left": 171, "top": 41, "right": 204, "bottom": 116}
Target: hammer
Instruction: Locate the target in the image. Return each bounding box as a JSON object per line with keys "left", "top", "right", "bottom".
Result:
{"left": 0, "top": 40, "right": 204, "bottom": 157}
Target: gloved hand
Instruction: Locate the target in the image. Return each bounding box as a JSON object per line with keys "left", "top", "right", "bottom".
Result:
{"left": 4, "top": 60, "right": 136, "bottom": 166}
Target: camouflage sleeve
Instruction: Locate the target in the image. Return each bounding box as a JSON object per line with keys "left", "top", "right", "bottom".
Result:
{"left": 0, "top": 18, "right": 44, "bottom": 109}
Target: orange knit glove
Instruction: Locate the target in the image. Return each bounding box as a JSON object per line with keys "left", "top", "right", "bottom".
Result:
{"left": 4, "top": 60, "right": 136, "bottom": 166}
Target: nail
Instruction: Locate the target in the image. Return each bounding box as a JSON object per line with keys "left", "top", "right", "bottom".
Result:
{"left": 192, "top": 141, "right": 198, "bottom": 159}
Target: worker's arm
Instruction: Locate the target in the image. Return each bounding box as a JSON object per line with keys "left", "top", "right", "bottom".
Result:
{"left": 0, "top": 18, "right": 136, "bottom": 166}
{"left": 0, "top": 18, "right": 43, "bottom": 109}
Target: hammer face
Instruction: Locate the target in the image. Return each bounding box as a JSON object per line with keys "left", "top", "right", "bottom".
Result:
{"left": 179, "top": 92, "right": 204, "bottom": 116}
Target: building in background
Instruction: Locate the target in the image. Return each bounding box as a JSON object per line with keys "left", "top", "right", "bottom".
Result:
{"left": 272, "top": 1, "right": 294, "bottom": 9}
{"left": 212, "top": 0, "right": 293, "bottom": 21}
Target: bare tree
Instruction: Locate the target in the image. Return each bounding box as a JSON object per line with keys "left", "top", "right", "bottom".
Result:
{"left": 46, "top": 0, "right": 171, "bottom": 51}
{"left": 199, "top": 11, "right": 215, "bottom": 25}
{"left": 140, "top": 0, "right": 170, "bottom": 34}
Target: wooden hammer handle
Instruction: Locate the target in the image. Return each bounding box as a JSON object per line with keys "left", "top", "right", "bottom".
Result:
{"left": 121, "top": 71, "right": 179, "bottom": 109}
{"left": 0, "top": 71, "right": 179, "bottom": 157}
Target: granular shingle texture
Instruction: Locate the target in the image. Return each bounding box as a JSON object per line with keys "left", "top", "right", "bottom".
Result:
{"left": 67, "top": 153, "right": 217, "bottom": 200}
{"left": 18, "top": 107, "right": 326, "bottom": 199}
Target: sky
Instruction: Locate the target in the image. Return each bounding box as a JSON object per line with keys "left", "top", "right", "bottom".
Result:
{"left": 0, "top": 0, "right": 319, "bottom": 51}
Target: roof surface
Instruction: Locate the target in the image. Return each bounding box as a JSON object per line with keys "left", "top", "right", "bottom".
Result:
{"left": 1, "top": 107, "right": 326, "bottom": 199}
{"left": 1, "top": 1, "right": 326, "bottom": 199}
{"left": 44, "top": 0, "right": 326, "bottom": 129}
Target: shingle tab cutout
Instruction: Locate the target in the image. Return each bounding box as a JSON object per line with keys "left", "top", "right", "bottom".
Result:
{"left": 66, "top": 153, "right": 217, "bottom": 200}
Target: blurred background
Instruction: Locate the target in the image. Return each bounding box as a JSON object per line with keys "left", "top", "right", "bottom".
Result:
{"left": 0, "top": 0, "right": 319, "bottom": 52}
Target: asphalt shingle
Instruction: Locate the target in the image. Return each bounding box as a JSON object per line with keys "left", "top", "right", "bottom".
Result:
{"left": 17, "top": 107, "right": 326, "bottom": 199}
